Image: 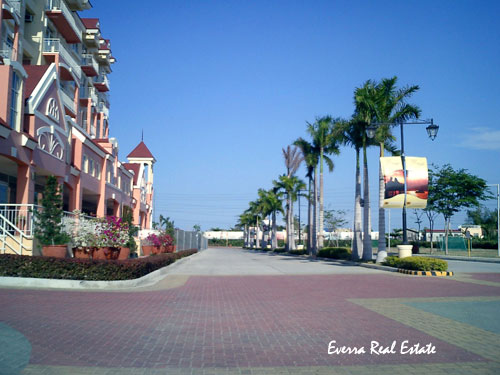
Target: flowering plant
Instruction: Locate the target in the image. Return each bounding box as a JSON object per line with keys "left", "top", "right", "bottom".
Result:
{"left": 97, "top": 216, "right": 130, "bottom": 248}
{"left": 62, "top": 211, "right": 101, "bottom": 249}
{"left": 144, "top": 232, "right": 174, "bottom": 247}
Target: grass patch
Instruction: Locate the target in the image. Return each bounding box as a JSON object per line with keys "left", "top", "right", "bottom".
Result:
{"left": 383, "top": 256, "right": 448, "bottom": 271}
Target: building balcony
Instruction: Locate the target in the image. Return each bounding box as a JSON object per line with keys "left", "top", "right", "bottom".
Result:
{"left": 81, "top": 54, "right": 98, "bottom": 77}
{"left": 0, "top": 45, "right": 17, "bottom": 62}
{"left": 45, "top": 0, "right": 83, "bottom": 44}
{"left": 83, "top": 31, "right": 99, "bottom": 49}
{"left": 98, "top": 100, "right": 109, "bottom": 117}
{"left": 94, "top": 74, "right": 109, "bottom": 92}
{"left": 42, "top": 38, "right": 82, "bottom": 82}
{"left": 79, "top": 85, "right": 98, "bottom": 104}
{"left": 2, "top": 0, "right": 21, "bottom": 24}
{"left": 66, "top": 0, "right": 91, "bottom": 11}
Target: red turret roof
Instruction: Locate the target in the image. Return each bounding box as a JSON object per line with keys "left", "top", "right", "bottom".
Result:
{"left": 127, "top": 141, "right": 155, "bottom": 159}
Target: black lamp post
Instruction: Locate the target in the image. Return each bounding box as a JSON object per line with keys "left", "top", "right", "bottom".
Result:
{"left": 366, "top": 119, "right": 439, "bottom": 245}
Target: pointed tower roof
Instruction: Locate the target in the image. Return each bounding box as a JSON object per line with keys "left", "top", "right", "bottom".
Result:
{"left": 127, "top": 141, "right": 155, "bottom": 161}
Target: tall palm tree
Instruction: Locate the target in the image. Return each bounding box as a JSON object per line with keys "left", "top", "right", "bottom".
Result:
{"left": 306, "top": 116, "right": 341, "bottom": 248}
{"left": 238, "top": 212, "right": 254, "bottom": 248}
{"left": 274, "top": 175, "right": 306, "bottom": 251}
{"left": 354, "top": 80, "right": 379, "bottom": 261}
{"left": 258, "top": 188, "right": 284, "bottom": 250}
{"left": 294, "top": 138, "right": 318, "bottom": 255}
{"left": 245, "top": 200, "right": 263, "bottom": 248}
{"left": 372, "top": 77, "right": 421, "bottom": 263}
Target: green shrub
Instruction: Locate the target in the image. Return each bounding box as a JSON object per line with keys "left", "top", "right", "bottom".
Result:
{"left": 383, "top": 256, "right": 448, "bottom": 271}
{"left": 0, "top": 250, "right": 196, "bottom": 281}
{"left": 273, "top": 248, "right": 287, "bottom": 253}
{"left": 317, "top": 247, "right": 351, "bottom": 260}
{"left": 289, "top": 249, "right": 307, "bottom": 255}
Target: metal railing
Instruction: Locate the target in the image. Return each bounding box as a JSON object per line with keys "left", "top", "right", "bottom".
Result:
{"left": 79, "top": 85, "right": 98, "bottom": 104}
{"left": 81, "top": 53, "right": 98, "bottom": 74}
{"left": 0, "top": 46, "right": 16, "bottom": 61}
{"left": 42, "top": 38, "right": 82, "bottom": 81}
{"left": 45, "top": 0, "right": 84, "bottom": 42}
{"left": 94, "top": 74, "right": 110, "bottom": 89}
{"left": 175, "top": 229, "right": 208, "bottom": 251}
{"left": 59, "top": 85, "right": 75, "bottom": 111}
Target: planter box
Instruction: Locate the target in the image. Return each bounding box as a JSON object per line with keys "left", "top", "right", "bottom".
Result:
{"left": 93, "top": 247, "right": 121, "bottom": 260}
{"left": 118, "top": 247, "right": 130, "bottom": 260}
{"left": 42, "top": 245, "right": 68, "bottom": 258}
{"left": 72, "top": 247, "right": 94, "bottom": 259}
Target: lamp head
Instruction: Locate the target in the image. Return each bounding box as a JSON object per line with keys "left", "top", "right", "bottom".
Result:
{"left": 426, "top": 119, "right": 439, "bottom": 141}
{"left": 366, "top": 124, "right": 377, "bottom": 139}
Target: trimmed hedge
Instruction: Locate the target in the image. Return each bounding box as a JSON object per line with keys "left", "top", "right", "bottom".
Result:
{"left": 383, "top": 256, "right": 448, "bottom": 271}
{"left": 288, "top": 249, "right": 308, "bottom": 255}
{"left": 317, "top": 247, "right": 352, "bottom": 260}
{"left": 0, "top": 250, "right": 197, "bottom": 281}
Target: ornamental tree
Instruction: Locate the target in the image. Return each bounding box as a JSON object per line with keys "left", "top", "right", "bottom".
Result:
{"left": 429, "top": 164, "right": 491, "bottom": 254}
{"left": 34, "top": 175, "right": 70, "bottom": 246}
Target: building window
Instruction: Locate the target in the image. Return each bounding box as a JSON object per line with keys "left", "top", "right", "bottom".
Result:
{"left": 83, "top": 155, "right": 88, "bottom": 173}
{"left": 9, "top": 72, "right": 21, "bottom": 129}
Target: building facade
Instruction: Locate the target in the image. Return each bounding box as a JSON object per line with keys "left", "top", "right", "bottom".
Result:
{"left": 0, "top": 0, "right": 154, "bottom": 254}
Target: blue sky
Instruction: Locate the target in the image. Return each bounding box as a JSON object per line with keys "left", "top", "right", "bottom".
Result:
{"left": 86, "top": 0, "right": 500, "bottom": 231}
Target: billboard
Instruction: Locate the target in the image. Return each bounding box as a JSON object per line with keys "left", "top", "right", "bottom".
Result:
{"left": 380, "top": 156, "right": 428, "bottom": 209}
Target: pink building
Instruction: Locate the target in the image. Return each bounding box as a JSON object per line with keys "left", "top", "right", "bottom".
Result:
{"left": 0, "top": 0, "right": 155, "bottom": 255}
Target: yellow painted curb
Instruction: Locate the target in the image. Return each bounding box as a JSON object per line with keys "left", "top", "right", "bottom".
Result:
{"left": 398, "top": 269, "right": 453, "bottom": 277}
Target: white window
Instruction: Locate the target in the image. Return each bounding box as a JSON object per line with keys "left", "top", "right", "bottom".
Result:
{"left": 83, "top": 155, "right": 88, "bottom": 173}
{"left": 9, "top": 72, "right": 21, "bottom": 129}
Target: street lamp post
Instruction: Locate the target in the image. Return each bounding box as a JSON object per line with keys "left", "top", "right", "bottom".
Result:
{"left": 366, "top": 119, "right": 439, "bottom": 248}
{"left": 487, "top": 184, "right": 500, "bottom": 257}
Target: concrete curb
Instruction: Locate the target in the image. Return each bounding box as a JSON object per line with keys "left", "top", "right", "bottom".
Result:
{"left": 415, "top": 254, "right": 500, "bottom": 264}
{"left": 0, "top": 251, "right": 202, "bottom": 291}
{"left": 397, "top": 269, "right": 454, "bottom": 277}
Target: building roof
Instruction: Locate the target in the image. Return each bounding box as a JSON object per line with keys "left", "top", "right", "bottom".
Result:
{"left": 23, "top": 65, "right": 51, "bottom": 100}
{"left": 123, "top": 163, "right": 140, "bottom": 185}
{"left": 81, "top": 18, "right": 99, "bottom": 29}
{"left": 127, "top": 141, "right": 155, "bottom": 159}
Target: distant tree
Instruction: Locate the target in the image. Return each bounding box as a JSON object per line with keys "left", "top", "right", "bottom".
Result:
{"left": 324, "top": 208, "right": 348, "bottom": 247}
{"left": 413, "top": 209, "right": 424, "bottom": 243}
{"left": 466, "top": 206, "right": 498, "bottom": 240}
{"left": 424, "top": 169, "right": 439, "bottom": 253}
{"left": 430, "top": 164, "right": 490, "bottom": 254}
{"left": 209, "top": 227, "right": 224, "bottom": 232}
{"left": 193, "top": 224, "right": 201, "bottom": 232}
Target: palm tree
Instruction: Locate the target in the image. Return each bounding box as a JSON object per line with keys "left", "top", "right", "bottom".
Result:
{"left": 274, "top": 175, "right": 306, "bottom": 250}
{"left": 371, "top": 77, "right": 421, "bottom": 263}
{"left": 238, "top": 212, "right": 254, "bottom": 248}
{"left": 245, "top": 200, "right": 263, "bottom": 249}
{"left": 258, "top": 188, "right": 284, "bottom": 249}
{"left": 306, "top": 116, "right": 341, "bottom": 248}
{"left": 294, "top": 138, "right": 319, "bottom": 255}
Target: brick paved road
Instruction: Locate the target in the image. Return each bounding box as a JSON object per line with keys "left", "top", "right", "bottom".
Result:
{"left": 0, "top": 247, "right": 499, "bottom": 375}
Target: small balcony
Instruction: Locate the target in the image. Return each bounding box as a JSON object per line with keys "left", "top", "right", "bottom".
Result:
{"left": 98, "top": 100, "right": 109, "bottom": 117}
{"left": 66, "top": 0, "right": 91, "bottom": 11}
{"left": 42, "top": 38, "right": 82, "bottom": 82}
{"left": 45, "top": 0, "right": 83, "bottom": 44}
{"left": 2, "top": 0, "right": 21, "bottom": 24}
{"left": 81, "top": 53, "right": 98, "bottom": 77}
{"left": 0, "top": 45, "right": 17, "bottom": 62}
{"left": 94, "top": 74, "right": 109, "bottom": 92}
{"left": 83, "top": 31, "right": 99, "bottom": 49}
{"left": 79, "top": 85, "right": 98, "bottom": 104}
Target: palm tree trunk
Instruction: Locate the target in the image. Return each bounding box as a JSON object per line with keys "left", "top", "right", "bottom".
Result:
{"left": 445, "top": 217, "right": 449, "bottom": 255}
{"left": 376, "top": 143, "right": 387, "bottom": 262}
{"left": 307, "top": 177, "right": 312, "bottom": 255}
{"left": 290, "top": 199, "right": 295, "bottom": 250}
{"left": 319, "top": 148, "right": 324, "bottom": 248}
{"left": 362, "top": 144, "right": 372, "bottom": 261}
{"left": 256, "top": 217, "right": 260, "bottom": 249}
{"left": 312, "top": 165, "right": 318, "bottom": 255}
{"left": 284, "top": 194, "right": 290, "bottom": 251}
{"left": 244, "top": 224, "right": 247, "bottom": 248}
{"left": 261, "top": 217, "right": 266, "bottom": 248}
{"left": 272, "top": 211, "right": 277, "bottom": 249}
{"left": 352, "top": 148, "right": 362, "bottom": 260}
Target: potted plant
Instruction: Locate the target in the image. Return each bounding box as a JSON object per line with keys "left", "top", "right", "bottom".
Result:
{"left": 93, "top": 216, "right": 130, "bottom": 260}
{"left": 63, "top": 212, "right": 100, "bottom": 259}
{"left": 122, "top": 207, "right": 138, "bottom": 259}
{"left": 34, "top": 175, "right": 71, "bottom": 258}
{"left": 142, "top": 232, "right": 162, "bottom": 255}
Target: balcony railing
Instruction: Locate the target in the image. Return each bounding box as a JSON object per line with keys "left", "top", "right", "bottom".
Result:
{"left": 0, "top": 46, "right": 16, "bottom": 61}
{"left": 59, "top": 85, "right": 75, "bottom": 112}
{"left": 45, "top": 0, "right": 84, "bottom": 44}
{"left": 94, "top": 74, "right": 110, "bottom": 91}
{"left": 79, "top": 85, "right": 98, "bottom": 104}
{"left": 98, "top": 101, "right": 109, "bottom": 117}
{"left": 81, "top": 53, "right": 98, "bottom": 76}
{"left": 43, "top": 38, "right": 82, "bottom": 81}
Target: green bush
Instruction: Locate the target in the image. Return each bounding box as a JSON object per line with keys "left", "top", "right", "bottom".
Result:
{"left": 317, "top": 247, "right": 351, "bottom": 260}
{"left": 272, "top": 248, "right": 287, "bottom": 253}
{"left": 288, "top": 249, "right": 307, "bottom": 255}
{"left": 383, "top": 256, "right": 448, "bottom": 271}
{"left": 0, "top": 250, "right": 196, "bottom": 281}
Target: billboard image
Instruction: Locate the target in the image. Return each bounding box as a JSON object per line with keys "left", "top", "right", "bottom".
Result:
{"left": 380, "top": 156, "right": 428, "bottom": 209}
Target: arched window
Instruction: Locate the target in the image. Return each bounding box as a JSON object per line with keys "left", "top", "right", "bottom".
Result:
{"left": 9, "top": 72, "right": 21, "bottom": 129}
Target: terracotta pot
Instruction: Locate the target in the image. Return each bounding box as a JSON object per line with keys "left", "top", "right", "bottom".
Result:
{"left": 165, "top": 245, "right": 175, "bottom": 253}
{"left": 93, "top": 247, "right": 120, "bottom": 260}
{"left": 152, "top": 246, "right": 162, "bottom": 255}
{"left": 42, "top": 245, "right": 68, "bottom": 258}
{"left": 73, "top": 247, "right": 93, "bottom": 259}
{"left": 118, "top": 247, "right": 130, "bottom": 260}
{"left": 142, "top": 245, "right": 153, "bottom": 256}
